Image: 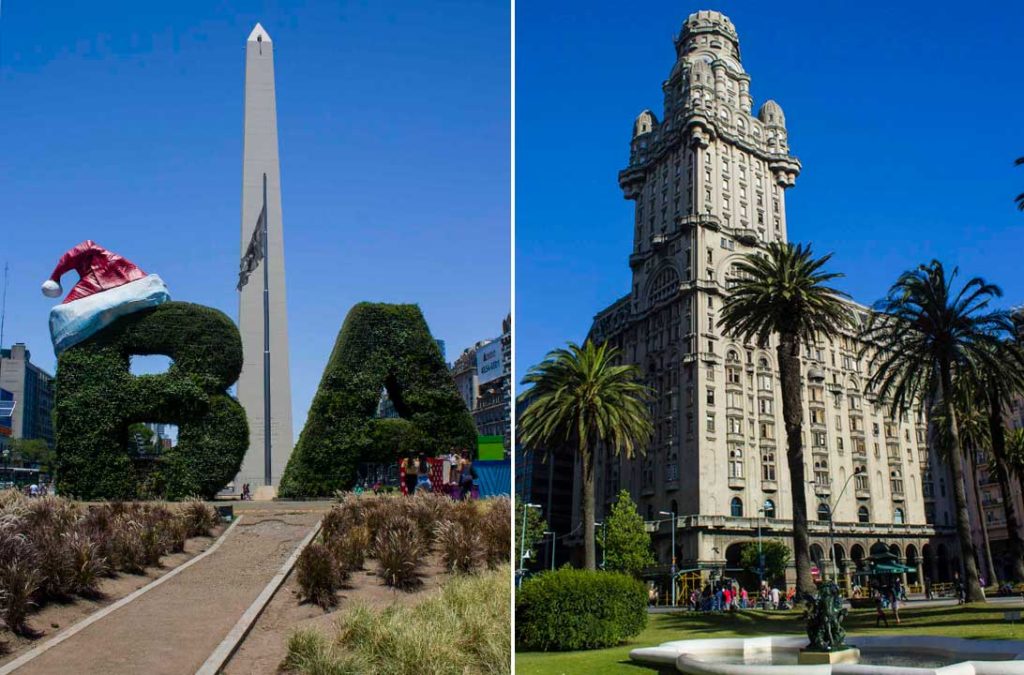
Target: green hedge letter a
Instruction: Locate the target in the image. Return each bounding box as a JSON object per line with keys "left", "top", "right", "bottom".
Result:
{"left": 278, "top": 303, "right": 477, "bottom": 498}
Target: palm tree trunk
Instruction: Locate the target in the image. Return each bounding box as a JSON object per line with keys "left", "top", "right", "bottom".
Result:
{"left": 970, "top": 450, "right": 998, "bottom": 585}
{"left": 777, "top": 335, "right": 814, "bottom": 598}
{"left": 581, "top": 446, "right": 596, "bottom": 570}
{"left": 988, "top": 398, "right": 1024, "bottom": 582}
{"left": 942, "top": 366, "right": 985, "bottom": 602}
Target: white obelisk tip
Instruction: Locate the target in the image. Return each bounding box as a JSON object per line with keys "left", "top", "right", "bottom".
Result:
{"left": 248, "top": 23, "right": 271, "bottom": 43}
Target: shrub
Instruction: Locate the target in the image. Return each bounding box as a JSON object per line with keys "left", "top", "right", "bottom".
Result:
{"left": 516, "top": 568, "right": 647, "bottom": 651}
{"left": 328, "top": 524, "right": 370, "bottom": 572}
{"left": 435, "top": 519, "right": 480, "bottom": 574}
{"left": 481, "top": 497, "right": 511, "bottom": 569}
{"left": 374, "top": 518, "right": 423, "bottom": 590}
{"left": 0, "top": 551, "right": 40, "bottom": 635}
{"left": 110, "top": 517, "right": 147, "bottom": 574}
{"left": 407, "top": 492, "right": 452, "bottom": 544}
{"left": 32, "top": 529, "right": 76, "bottom": 599}
{"left": 296, "top": 543, "right": 340, "bottom": 609}
{"left": 284, "top": 565, "right": 511, "bottom": 675}
{"left": 179, "top": 498, "right": 218, "bottom": 538}
{"left": 164, "top": 517, "right": 189, "bottom": 554}
{"left": 65, "top": 530, "right": 107, "bottom": 595}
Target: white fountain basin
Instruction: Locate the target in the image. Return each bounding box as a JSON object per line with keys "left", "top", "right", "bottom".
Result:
{"left": 629, "top": 635, "right": 1024, "bottom": 674}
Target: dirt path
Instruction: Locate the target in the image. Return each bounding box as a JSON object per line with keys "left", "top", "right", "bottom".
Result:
{"left": 12, "top": 508, "right": 323, "bottom": 675}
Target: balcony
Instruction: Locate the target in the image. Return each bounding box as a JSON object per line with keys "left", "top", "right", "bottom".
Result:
{"left": 855, "top": 488, "right": 871, "bottom": 500}
{"left": 728, "top": 476, "right": 746, "bottom": 490}
{"left": 762, "top": 480, "right": 778, "bottom": 493}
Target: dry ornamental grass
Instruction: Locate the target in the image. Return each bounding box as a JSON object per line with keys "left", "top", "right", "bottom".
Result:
{"left": 0, "top": 490, "right": 220, "bottom": 637}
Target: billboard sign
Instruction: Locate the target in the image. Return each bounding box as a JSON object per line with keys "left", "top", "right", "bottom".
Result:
{"left": 476, "top": 340, "right": 503, "bottom": 384}
{"left": 0, "top": 389, "right": 13, "bottom": 437}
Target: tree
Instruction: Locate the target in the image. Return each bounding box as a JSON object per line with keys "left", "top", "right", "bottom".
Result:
{"left": 739, "top": 539, "right": 791, "bottom": 587}
{"left": 603, "top": 490, "right": 655, "bottom": 577}
{"left": 518, "top": 341, "right": 653, "bottom": 570}
{"left": 861, "top": 260, "right": 1017, "bottom": 603}
{"left": 718, "top": 242, "right": 851, "bottom": 598}
{"left": 974, "top": 341, "right": 1024, "bottom": 581}
{"left": 515, "top": 494, "right": 549, "bottom": 568}
{"left": 1007, "top": 429, "right": 1024, "bottom": 481}
{"left": 6, "top": 438, "right": 54, "bottom": 470}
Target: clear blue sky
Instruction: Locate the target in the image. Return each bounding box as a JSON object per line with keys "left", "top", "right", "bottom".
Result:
{"left": 516, "top": 0, "right": 1024, "bottom": 383}
{"left": 0, "top": 0, "right": 510, "bottom": 435}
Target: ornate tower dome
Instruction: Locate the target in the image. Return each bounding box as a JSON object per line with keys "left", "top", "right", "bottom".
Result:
{"left": 758, "top": 99, "right": 785, "bottom": 127}
{"left": 633, "top": 109, "right": 658, "bottom": 138}
{"left": 675, "top": 10, "right": 741, "bottom": 61}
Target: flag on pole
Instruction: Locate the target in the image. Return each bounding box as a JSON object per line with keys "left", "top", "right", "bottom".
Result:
{"left": 237, "top": 202, "right": 267, "bottom": 290}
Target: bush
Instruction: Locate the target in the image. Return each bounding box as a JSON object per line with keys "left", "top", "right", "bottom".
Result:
{"left": 296, "top": 543, "right": 340, "bottom": 609}
{"left": 481, "top": 497, "right": 511, "bottom": 569}
{"left": 435, "top": 519, "right": 480, "bottom": 574}
{"left": 65, "top": 530, "right": 107, "bottom": 595}
{"left": 179, "top": 499, "right": 218, "bottom": 538}
{"left": 516, "top": 568, "right": 647, "bottom": 651}
{"left": 284, "top": 565, "right": 511, "bottom": 675}
{"left": 328, "top": 524, "right": 370, "bottom": 572}
{"left": 374, "top": 518, "right": 423, "bottom": 590}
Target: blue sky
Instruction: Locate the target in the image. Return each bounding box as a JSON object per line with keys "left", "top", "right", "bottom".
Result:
{"left": 0, "top": 0, "right": 510, "bottom": 435}
{"left": 516, "top": 0, "right": 1024, "bottom": 382}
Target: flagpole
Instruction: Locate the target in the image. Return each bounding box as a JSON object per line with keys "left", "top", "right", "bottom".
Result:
{"left": 262, "top": 173, "right": 272, "bottom": 487}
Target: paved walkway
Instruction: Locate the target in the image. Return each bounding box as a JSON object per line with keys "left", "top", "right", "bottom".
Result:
{"left": 13, "top": 506, "right": 326, "bottom": 675}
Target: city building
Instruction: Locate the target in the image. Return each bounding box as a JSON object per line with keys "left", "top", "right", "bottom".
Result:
{"left": 451, "top": 314, "right": 513, "bottom": 452}
{"left": 0, "top": 343, "right": 55, "bottom": 448}
{"left": 578, "top": 10, "right": 956, "bottom": 590}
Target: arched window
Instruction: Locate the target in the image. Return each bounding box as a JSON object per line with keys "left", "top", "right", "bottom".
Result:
{"left": 731, "top": 497, "right": 743, "bottom": 517}
{"left": 894, "top": 507, "right": 905, "bottom": 525}
{"left": 670, "top": 500, "right": 678, "bottom": 516}
{"left": 726, "top": 349, "right": 740, "bottom": 362}
{"left": 729, "top": 446, "right": 743, "bottom": 478}
{"left": 817, "top": 503, "right": 831, "bottom": 522}
{"left": 763, "top": 499, "right": 776, "bottom": 519}
{"left": 648, "top": 267, "right": 680, "bottom": 305}
{"left": 858, "top": 506, "right": 869, "bottom": 523}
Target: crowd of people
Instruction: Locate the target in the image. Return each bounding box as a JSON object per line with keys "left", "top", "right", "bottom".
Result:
{"left": 400, "top": 450, "right": 478, "bottom": 500}
{"left": 683, "top": 579, "right": 797, "bottom": 612}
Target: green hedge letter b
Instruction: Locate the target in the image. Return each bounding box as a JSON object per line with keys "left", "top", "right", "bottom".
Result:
{"left": 53, "top": 302, "right": 248, "bottom": 500}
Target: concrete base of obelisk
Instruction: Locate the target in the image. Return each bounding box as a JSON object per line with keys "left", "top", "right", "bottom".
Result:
{"left": 253, "top": 485, "right": 278, "bottom": 501}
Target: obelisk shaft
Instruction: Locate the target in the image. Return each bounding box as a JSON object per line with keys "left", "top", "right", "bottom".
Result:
{"left": 236, "top": 24, "right": 293, "bottom": 491}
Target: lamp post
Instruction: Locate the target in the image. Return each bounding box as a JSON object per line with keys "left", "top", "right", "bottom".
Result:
{"left": 659, "top": 510, "right": 677, "bottom": 607}
{"left": 544, "top": 530, "right": 555, "bottom": 570}
{"left": 518, "top": 502, "right": 541, "bottom": 587}
{"left": 809, "top": 471, "right": 857, "bottom": 581}
{"left": 1, "top": 447, "right": 9, "bottom": 488}
{"left": 757, "top": 505, "right": 767, "bottom": 590}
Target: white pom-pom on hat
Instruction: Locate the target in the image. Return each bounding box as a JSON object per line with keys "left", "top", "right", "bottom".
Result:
{"left": 42, "top": 280, "right": 62, "bottom": 298}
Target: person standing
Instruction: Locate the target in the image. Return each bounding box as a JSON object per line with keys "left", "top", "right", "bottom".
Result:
{"left": 458, "top": 455, "right": 475, "bottom": 500}
{"left": 416, "top": 454, "right": 433, "bottom": 493}
{"left": 403, "top": 456, "right": 419, "bottom": 495}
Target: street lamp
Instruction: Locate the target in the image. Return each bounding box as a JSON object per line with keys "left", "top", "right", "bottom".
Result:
{"left": 659, "top": 510, "right": 677, "bottom": 607}
{"left": 757, "top": 503, "right": 769, "bottom": 591}
{"left": 518, "top": 502, "right": 541, "bottom": 587}
{"left": 809, "top": 471, "right": 858, "bottom": 582}
{"left": 1, "top": 448, "right": 9, "bottom": 488}
{"left": 544, "top": 530, "right": 555, "bottom": 571}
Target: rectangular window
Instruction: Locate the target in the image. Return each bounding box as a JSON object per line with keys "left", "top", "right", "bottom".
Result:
{"left": 706, "top": 413, "right": 715, "bottom": 432}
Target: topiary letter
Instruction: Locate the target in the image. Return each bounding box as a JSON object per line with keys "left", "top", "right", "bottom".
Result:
{"left": 53, "top": 302, "right": 248, "bottom": 500}
{"left": 279, "top": 303, "right": 476, "bottom": 498}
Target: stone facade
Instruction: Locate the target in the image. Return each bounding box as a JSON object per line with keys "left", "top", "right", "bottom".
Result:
{"left": 583, "top": 10, "right": 957, "bottom": 589}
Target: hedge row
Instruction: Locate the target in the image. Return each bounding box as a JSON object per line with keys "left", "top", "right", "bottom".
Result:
{"left": 516, "top": 568, "right": 648, "bottom": 651}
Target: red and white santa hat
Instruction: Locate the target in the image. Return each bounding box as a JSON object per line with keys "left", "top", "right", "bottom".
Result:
{"left": 41, "top": 240, "right": 148, "bottom": 304}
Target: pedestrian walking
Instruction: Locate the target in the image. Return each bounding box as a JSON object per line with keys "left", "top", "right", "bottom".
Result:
{"left": 875, "top": 594, "right": 889, "bottom": 627}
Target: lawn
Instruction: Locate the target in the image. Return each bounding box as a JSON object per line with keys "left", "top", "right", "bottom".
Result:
{"left": 515, "top": 603, "right": 1024, "bottom": 675}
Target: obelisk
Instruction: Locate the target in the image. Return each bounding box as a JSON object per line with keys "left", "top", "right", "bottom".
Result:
{"left": 236, "top": 23, "right": 293, "bottom": 495}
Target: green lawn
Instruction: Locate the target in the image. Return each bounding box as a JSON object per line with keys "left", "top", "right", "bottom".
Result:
{"left": 515, "top": 603, "right": 1024, "bottom": 675}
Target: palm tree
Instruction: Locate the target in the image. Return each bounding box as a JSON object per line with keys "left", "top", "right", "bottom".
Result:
{"left": 1007, "top": 429, "right": 1024, "bottom": 481}
{"left": 718, "top": 242, "right": 852, "bottom": 598}
{"left": 518, "top": 341, "right": 653, "bottom": 570}
{"left": 936, "top": 383, "right": 997, "bottom": 585}
{"left": 975, "top": 341, "right": 1024, "bottom": 581}
{"left": 861, "top": 260, "right": 1015, "bottom": 603}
